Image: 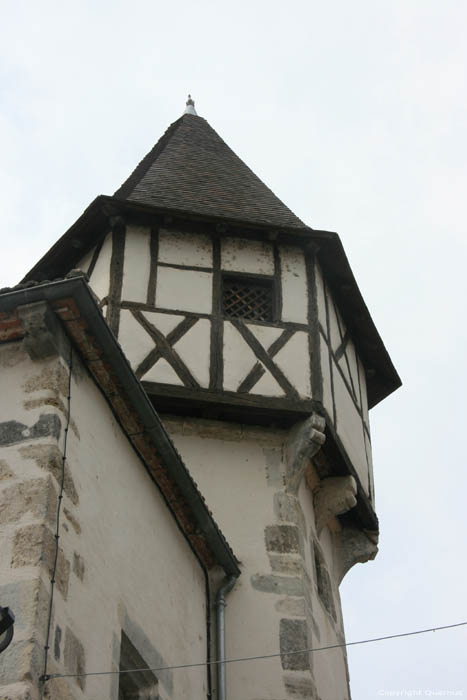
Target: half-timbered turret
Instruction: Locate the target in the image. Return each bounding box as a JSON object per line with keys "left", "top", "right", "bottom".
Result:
{"left": 24, "top": 98, "right": 400, "bottom": 700}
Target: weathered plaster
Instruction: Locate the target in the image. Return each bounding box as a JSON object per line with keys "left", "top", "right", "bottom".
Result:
{"left": 121, "top": 225, "right": 151, "bottom": 303}
{"left": 221, "top": 237, "right": 274, "bottom": 275}
{"left": 172, "top": 319, "right": 211, "bottom": 387}
{"left": 118, "top": 310, "right": 155, "bottom": 368}
{"left": 169, "top": 421, "right": 353, "bottom": 700}
{"left": 279, "top": 246, "right": 307, "bottom": 324}
{"left": 333, "top": 364, "right": 369, "bottom": 494}
{"left": 159, "top": 229, "right": 213, "bottom": 268}
{"left": 273, "top": 332, "right": 311, "bottom": 398}
{"left": 156, "top": 267, "right": 212, "bottom": 314}
{"left": 88, "top": 232, "right": 112, "bottom": 301}
{"left": 223, "top": 321, "right": 257, "bottom": 391}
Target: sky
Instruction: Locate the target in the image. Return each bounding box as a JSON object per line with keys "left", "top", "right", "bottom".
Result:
{"left": 1, "top": 0, "right": 466, "bottom": 696}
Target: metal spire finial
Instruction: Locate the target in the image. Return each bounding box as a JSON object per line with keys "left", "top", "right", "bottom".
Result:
{"left": 184, "top": 94, "right": 198, "bottom": 116}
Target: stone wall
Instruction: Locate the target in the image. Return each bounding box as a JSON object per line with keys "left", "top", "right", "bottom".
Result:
{"left": 0, "top": 340, "right": 207, "bottom": 700}
{"left": 164, "top": 414, "right": 374, "bottom": 700}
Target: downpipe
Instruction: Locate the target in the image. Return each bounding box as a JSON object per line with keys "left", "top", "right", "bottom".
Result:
{"left": 215, "top": 575, "right": 238, "bottom": 700}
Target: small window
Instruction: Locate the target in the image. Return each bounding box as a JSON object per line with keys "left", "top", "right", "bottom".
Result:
{"left": 118, "top": 632, "right": 158, "bottom": 700}
{"left": 222, "top": 274, "right": 274, "bottom": 322}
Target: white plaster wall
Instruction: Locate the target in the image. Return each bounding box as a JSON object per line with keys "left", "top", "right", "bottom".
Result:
{"left": 118, "top": 309, "right": 155, "bottom": 369}
{"left": 57, "top": 355, "right": 207, "bottom": 700}
{"left": 250, "top": 371, "right": 284, "bottom": 397}
{"left": 223, "top": 322, "right": 257, "bottom": 391}
{"left": 76, "top": 246, "right": 96, "bottom": 277}
{"left": 273, "top": 331, "right": 311, "bottom": 398}
{"left": 168, "top": 421, "right": 351, "bottom": 700}
{"left": 221, "top": 237, "right": 274, "bottom": 275}
{"left": 333, "top": 361, "right": 370, "bottom": 494}
{"left": 319, "top": 332, "right": 333, "bottom": 420}
{"left": 168, "top": 428, "right": 286, "bottom": 700}
{"left": 158, "top": 230, "right": 213, "bottom": 268}
{"left": 156, "top": 267, "right": 212, "bottom": 314}
{"left": 245, "top": 323, "right": 282, "bottom": 350}
{"left": 88, "top": 233, "right": 112, "bottom": 301}
{"left": 315, "top": 262, "right": 327, "bottom": 331}
{"left": 327, "top": 294, "right": 345, "bottom": 353}
{"left": 338, "top": 353, "right": 354, "bottom": 396}
{"left": 279, "top": 246, "right": 308, "bottom": 324}
{"left": 358, "top": 357, "right": 370, "bottom": 430}
{"left": 142, "top": 358, "right": 184, "bottom": 386}
{"left": 121, "top": 225, "right": 151, "bottom": 304}
{"left": 172, "top": 319, "right": 211, "bottom": 387}
{"left": 141, "top": 311, "right": 184, "bottom": 337}
{"left": 345, "top": 339, "right": 361, "bottom": 406}
{"left": 318, "top": 280, "right": 373, "bottom": 496}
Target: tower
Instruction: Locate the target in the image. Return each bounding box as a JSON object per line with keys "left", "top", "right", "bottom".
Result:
{"left": 21, "top": 98, "right": 401, "bottom": 699}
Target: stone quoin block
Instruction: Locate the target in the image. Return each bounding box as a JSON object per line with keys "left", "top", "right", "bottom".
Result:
{"left": 279, "top": 618, "right": 309, "bottom": 671}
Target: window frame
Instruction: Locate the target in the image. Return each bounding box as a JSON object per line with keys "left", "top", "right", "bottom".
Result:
{"left": 221, "top": 272, "right": 277, "bottom": 323}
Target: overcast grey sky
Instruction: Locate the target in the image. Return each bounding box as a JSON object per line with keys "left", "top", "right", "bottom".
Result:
{"left": 1, "top": 1, "right": 466, "bottom": 696}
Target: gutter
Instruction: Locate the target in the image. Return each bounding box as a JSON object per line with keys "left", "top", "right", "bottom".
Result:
{"left": 215, "top": 576, "right": 238, "bottom": 700}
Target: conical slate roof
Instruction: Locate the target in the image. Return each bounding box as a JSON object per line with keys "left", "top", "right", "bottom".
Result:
{"left": 114, "top": 113, "right": 305, "bottom": 230}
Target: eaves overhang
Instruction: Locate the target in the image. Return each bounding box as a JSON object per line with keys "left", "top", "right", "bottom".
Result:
{"left": 0, "top": 276, "right": 240, "bottom": 578}
{"left": 21, "top": 195, "right": 401, "bottom": 409}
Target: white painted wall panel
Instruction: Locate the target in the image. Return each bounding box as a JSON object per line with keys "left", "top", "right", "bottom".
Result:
{"left": 320, "top": 333, "right": 334, "bottom": 420}
{"left": 246, "top": 323, "right": 283, "bottom": 350}
{"left": 338, "top": 355, "right": 354, "bottom": 396}
{"left": 173, "top": 319, "right": 211, "bottom": 387}
{"left": 327, "top": 293, "right": 344, "bottom": 353}
{"left": 315, "top": 262, "right": 327, "bottom": 331}
{"left": 141, "top": 311, "right": 184, "bottom": 337}
{"left": 274, "top": 331, "right": 311, "bottom": 398}
{"left": 223, "top": 321, "right": 257, "bottom": 391}
{"left": 333, "top": 361, "right": 369, "bottom": 494}
{"left": 121, "top": 225, "right": 151, "bottom": 303}
{"left": 251, "top": 371, "right": 284, "bottom": 396}
{"left": 118, "top": 310, "right": 155, "bottom": 368}
{"left": 76, "top": 246, "right": 95, "bottom": 276}
{"left": 142, "top": 358, "right": 184, "bottom": 386}
{"left": 345, "top": 339, "right": 361, "bottom": 407}
{"left": 279, "top": 246, "right": 308, "bottom": 323}
{"left": 156, "top": 267, "right": 212, "bottom": 314}
{"left": 168, "top": 421, "right": 352, "bottom": 700}
{"left": 88, "top": 232, "right": 112, "bottom": 300}
{"left": 358, "top": 357, "right": 370, "bottom": 429}
{"left": 67, "top": 358, "right": 206, "bottom": 699}
{"left": 158, "top": 230, "right": 212, "bottom": 268}
{"left": 168, "top": 428, "right": 288, "bottom": 700}
{"left": 221, "top": 237, "right": 274, "bottom": 275}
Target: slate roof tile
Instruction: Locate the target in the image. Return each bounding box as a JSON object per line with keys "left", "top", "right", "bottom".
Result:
{"left": 115, "top": 114, "right": 305, "bottom": 230}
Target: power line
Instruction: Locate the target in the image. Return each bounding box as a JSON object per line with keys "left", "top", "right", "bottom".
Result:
{"left": 42, "top": 620, "right": 467, "bottom": 682}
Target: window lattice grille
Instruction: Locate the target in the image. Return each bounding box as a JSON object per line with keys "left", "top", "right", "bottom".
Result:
{"left": 222, "top": 277, "right": 273, "bottom": 322}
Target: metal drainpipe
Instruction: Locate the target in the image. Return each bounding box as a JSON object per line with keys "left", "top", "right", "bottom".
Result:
{"left": 215, "top": 575, "right": 238, "bottom": 700}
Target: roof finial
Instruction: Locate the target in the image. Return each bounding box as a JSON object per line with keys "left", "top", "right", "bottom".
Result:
{"left": 184, "top": 94, "right": 198, "bottom": 116}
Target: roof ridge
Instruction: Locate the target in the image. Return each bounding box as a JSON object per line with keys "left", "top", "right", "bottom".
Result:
{"left": 114, "top": 115, "right": 191, "bottom": 199}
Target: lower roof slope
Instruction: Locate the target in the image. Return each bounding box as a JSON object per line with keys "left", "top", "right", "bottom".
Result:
{"left": 114, "top": 114, "right": 305, "bottom": 230}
